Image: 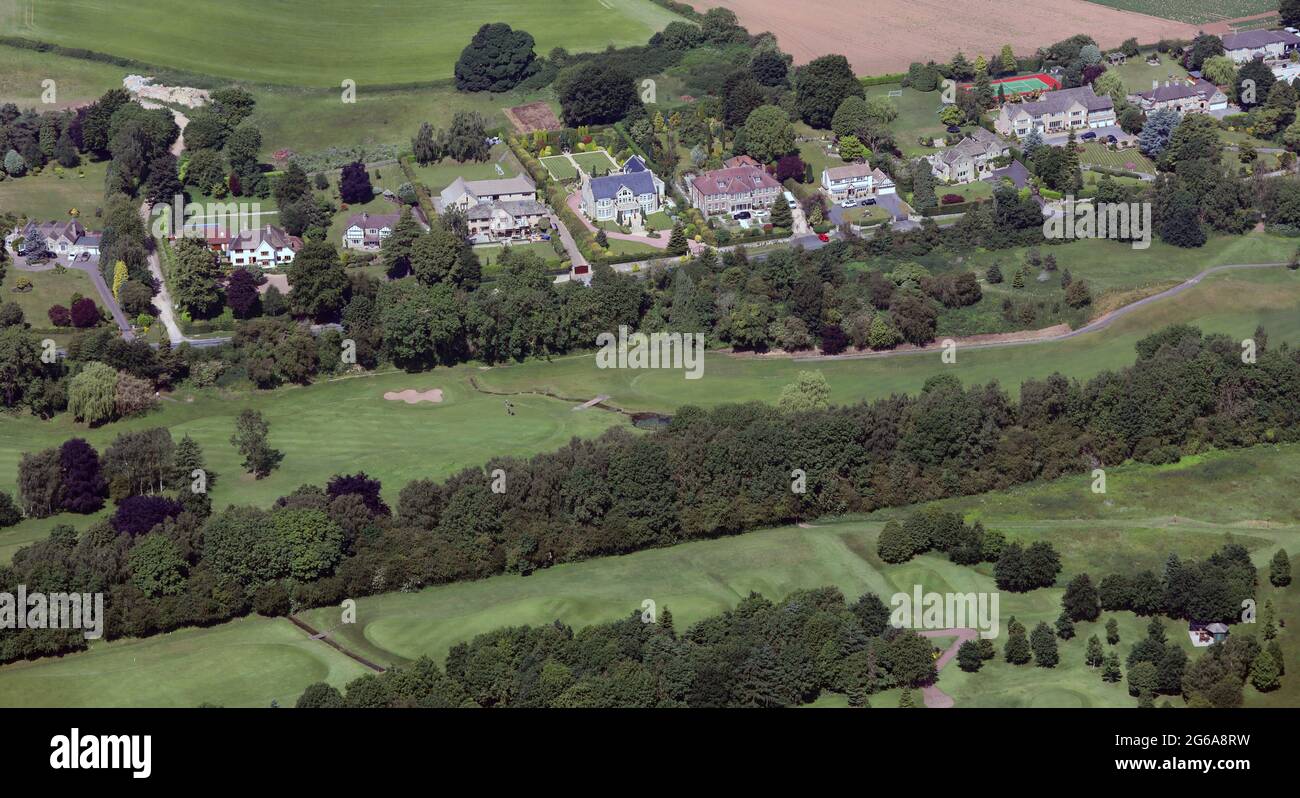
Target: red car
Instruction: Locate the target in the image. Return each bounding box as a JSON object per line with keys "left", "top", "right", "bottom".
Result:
{"left": 817, "top": 233, "right": 830, "bottom": 242}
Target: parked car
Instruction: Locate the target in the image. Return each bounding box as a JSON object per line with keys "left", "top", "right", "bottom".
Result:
{"left": 946, "top": 125, "right": 961, "bottom": 133}
{"left": 1081, "top": 131, "right": 1097, "bottom": 141}
{"left": 841, "top": 200, "right": 858, "bottom": 208}
{"left": 817, "top": 233, "right": 830, "bottom": 242}
{"left": 733, "top": 211, "right": 752, "bottom": 220}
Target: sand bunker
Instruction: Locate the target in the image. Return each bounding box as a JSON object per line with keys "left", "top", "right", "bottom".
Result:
{"left": 384, "top": 388, "right": 444, "bottom": 404}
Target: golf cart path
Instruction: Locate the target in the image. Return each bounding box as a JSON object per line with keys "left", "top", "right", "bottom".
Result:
{"left": 919, "top": 627, "right": 979, "bottom": 709}
{"left": 776, "top": 261, "right": 1288, "bottom": 363}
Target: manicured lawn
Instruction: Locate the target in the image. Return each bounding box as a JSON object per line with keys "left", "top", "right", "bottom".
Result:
{"left": 863, "top": 83, "right": 947, "bottom": 158}
{"left": 406, "top": 145, "right": 521, "bottom": 195}
{"left": 0, "top": 615, "right": 370, "bottom": 708}
{"left": 1106, "top": 54, "right": 1191, "bottom": 97}
{"left": 1, "top": 263, "right": 94, "bottom": 336}
{"left": 476, "top": 240, "right": 564, "bottom": 274}
{"left": 471, "top": 266, "right": 1300, "bottom": 413}
{"left": 540, "top": 155, "right": 578, "bottom": 181}
{"left": 0, "top": 369, "right": 628, "bottom": 563}
{"left": 0, "top": 159, "right": 109, "bottom": 221}
{"left": 10, "top": 0, "right": 686, "bottom": 86}
{"left": 571, "top": 149, "right": 619, "bottom": 175}
{"left": 1079, "top": 143, "right": 1156, "bottom": 174}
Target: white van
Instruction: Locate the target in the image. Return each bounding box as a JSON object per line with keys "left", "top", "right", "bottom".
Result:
{"left": 783, "top": 190, "right": 797, "bottom": 209}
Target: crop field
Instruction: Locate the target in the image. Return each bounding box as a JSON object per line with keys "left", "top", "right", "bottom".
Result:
{"left": 683, "top": 0, "right": 1196, "bottom": 78}
{"left": 0, "top": 0, "right": 685, "bottom": 86}
{"left": 4, "top": 442, "right": 1294, "bottom": 707}
{"left": 1080, "top": 1, "right": 1276, "bottom": 26}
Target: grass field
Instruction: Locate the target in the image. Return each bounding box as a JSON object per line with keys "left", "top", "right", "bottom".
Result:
{"left": 0, "top": 159, "right": 109, "bottom": 222}
{"left": 6, "top": 441, "right": 1293, "bottom": 707}
{"left": 863, "top": 84, "right": 946, "bottom": 158}
{"left": 471, "top": 265, "right": 1300, "bottom": 413}
{"left": 0, "top": 0, "right": 684, "bottom": 86}
{"left": 0, "top": 615, "right": 370, "bottom": 708}
{"left": 571, "top": 149, "right": 619, "bottom": 175}
{"left": 1079, "top": 0, "right": 1275, "bottom": 25}
{"left": 1079, "top": 143, "right": 1157, "bottom": 174}
{"left": 0, "top": 369, "right": 627, "bottom": 562}
{"left": 1, "top": 261, "right": 93, "bottom": 336}
{"left": 540, "top": 155, "right": 578, "bottom": 181}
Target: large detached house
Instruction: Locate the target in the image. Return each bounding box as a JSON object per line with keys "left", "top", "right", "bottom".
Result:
{"left": 1222, "top": 29, "right": 1300, "bottom": 63}
{"left": 1129, "top": 78, "right": 1228, "bottom": 114}
{"left": 689, "top": 155, "right": 782, "bottom": 216}
{"left": 436, "top": 174, "right": 536, "bottom": 212}
{"left": 465, "top": 199, "right": 549, "bottom": 243}
{"left": 342, "top": 209, "right": 429, "bottom": 251}
{"left": 821, "top": 162, "right": 895, "bottom": 204}
{"left": 226, "top": 224, "right": 302, "bottom": 268}
{"left": 21, "top": 219, "right": 100, "bottom": 257}
{"left": 928, "top": 128, "right": 1009, "bottom": 184}
{"left": 581, "top": 158, "right": 665, "bottom": 223}
{"left": 994, "top": 85, "right": 1115, "bottom": 138}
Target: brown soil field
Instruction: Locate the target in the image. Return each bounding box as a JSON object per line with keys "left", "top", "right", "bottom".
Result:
{"left": 687, "top": 0, "right": 1198, "bottom": 77}
{"left": 505, "top": 101, "right": 563, "bottom": 134}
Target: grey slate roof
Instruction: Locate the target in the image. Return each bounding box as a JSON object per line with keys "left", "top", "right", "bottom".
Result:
{"left": 589, "top": 170, "right": 658, "bottom": 201}
{"left": 1222, "top": 30, "right": 1300, "bottom": 51}
{"left": 1009, "top": 85, "right": 1113, "bottom": 119}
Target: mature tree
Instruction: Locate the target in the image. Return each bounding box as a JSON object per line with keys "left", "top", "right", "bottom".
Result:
{"left": 379, "top": 280, "right": 462, "bottom": 369}
{"left": 1085, "top": 635, "right": 1105, "bottom": 667}
{"left": 750, "top": 49, "right": 789, "bottom": 86}
{"left": 68, "top": 362, "right": 119, "bottom": 425}
{"left": 738, "top": 104, "right": 795, "bottom": 164}
{"left": 296, "top": 683, "right": 346, "bottom": 708}
{"left": 382, "top": 207, "right": 423, "bottom": 279}
{"left": 443, "top": 112, "right": 492, "bottom": 162}
{"left": 112, "top": 494, "right": 183, "bottom": 536}
{"left": 1062, "top": 573, "right": 1101, "bottom": 621}
{"left": 184, "top": 148, "right": 226, "bottom": 193}
{"left": 454, "top": 23, "right": 538, "bottom": 93}
{"left": 17, "top": 448, "right": 62, "bottom": 518}
{"left": 226, "top": 268, "right": 261, "bottom": 318}
{"left": 956, "top": 639, "right": 984, "bottom": 672}
{"left": 338, "top": 160, "right": 374, "bottom": 205}
{"left": 1030, "top": 621, "right": 1059, "bottom": 667}
{"left": 128, "top": 532, "right": 188, "bottom": 596}
{"left": 172, "top": 237, "right": 224, "bottom": 319}
{"left": 770, "top": 198, "right": 793, "bottom": 230}
{"left": 60, "top": 437, "right": 107, "bottom": 513}
{"left": 666, "top": 222, "right": 689, "bottom": 257}
{"left": 1157, "top": 184, "right": 1206, "bottom": 248}
{"left": 288, "top": 240, "right": 348, "bottom": 320}
{"left": 411, "top": 226, "right": 467, "bottom": 286}
{"left": 1004, "top": 616, "right": 1032, "bottom": 664}
{"left": 1184, "top": 33, "right": 1224, "bottom": 71}
{"left": 777, "top": 370, "right": 830, "bottom": 412}
{"left": 272, "top": 507, "right": 345, "bottom": 581}
{"left": 411, "top": 121, "right": 442, "bottom": 166}
{"left": 1138, "top": 108, "right": 1180, "bottom": 158}
{"left": 1270, "top": 549, "right": 1292, "bottom": 587}
{"left": 1235, "top": 58, "right": 1275, "bottom": 110}
{"left": 795, "top": 55, "right": 864, "bottom": 129}
{"left": 722, "top": 72, "right": 766, "bottom": 130}
{"left": 70, "top": 297, "right": 101, "bottom": 328}
{"left": 558, "top": 61, "right": 639, "bottom": 127}
{"left": 231, "top": 408, "right": 283, "bottom": 478}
